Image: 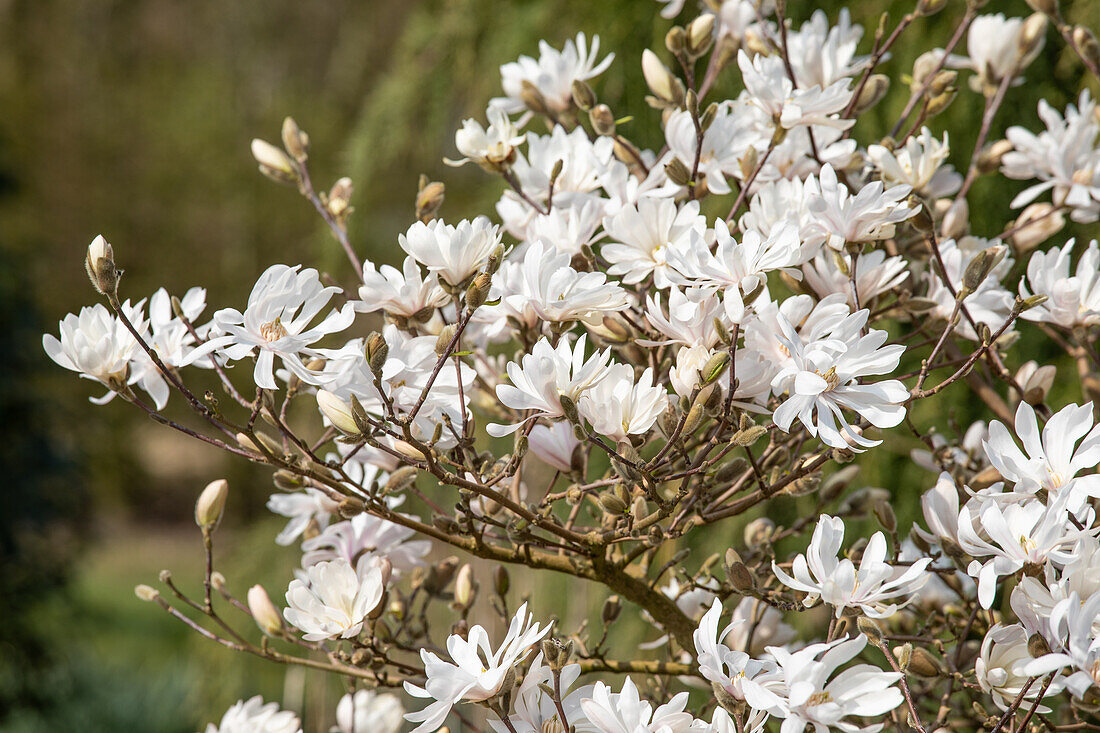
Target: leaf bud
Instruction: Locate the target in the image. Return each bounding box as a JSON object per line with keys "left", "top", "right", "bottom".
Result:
{"left": 195, "top": 479, "right": 228, "bottom": 530}
{"left": 134, "top": 584, "right": 160, "bottom": 602}
{"left": 701, "top": 351, "right": 731, "bottom": 385}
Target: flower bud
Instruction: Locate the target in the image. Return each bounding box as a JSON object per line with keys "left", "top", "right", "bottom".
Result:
{"left": 942, "top": 197, "right": 969, "bottom": 239}
{"left": 909, "top": 647, "right": 945, "bottom": 677}
{"left": 977, "top": 139, "right": 1013, "bottom": 173}
{"left": 416, "top": 178, "right": 446, "bottom": 222}
{"left": 251, "top": 138, "right": 297, "bottom": 182}
{"left": 385, "top": 466, "right": 419, "bottom": 494}
{"left": 1025, "top": 0, "right": 1058, "bottom": 14}
{"left": 248, "top": 584, "right": 284, "bottom": 636}
{"left": 872, "top": 499, "right": 897, "bottom": 533}
{"left": 1018, "top": 13, "right": 1049, "bottom": 60}
{"left": 1010, "top": 202, "right": 1065, "bottom": 252}
{"left": 195, "top": 479, "right": 228, "bottom": 530}
{"left": 743, "top": 517, "right": 775, "bottom": 548}
{"left": 365, "top": 332, "right": 389, "bottom": 376}
{"left": 665, "top": 26, "right": 686, "bottom": 55}
{"left": 858, "top": 616, "right": 885, "bottom": 644}
{"left": 589, "top": 104, "right": 616, "bottom": 136}
{"left": 917, "top": 0, "right": 948, "bottom": 15}
{"left": 520, "top": 80, "right": 550, "bottom": 116}
{"left": 85, "top": 235, "right": 119, "bottom": 296}
{"left": 135, "top": 584, "right": 160, "bottom": 602}
{"left": 327, "top": 177, "right": 353, "bottom": 218}
{"left": 642, "top": 49, "right": 680, "bottom": 103}
{"left": 1074, "top": 26, "right": 1100, "bottom": 71}
{"left": 598, "top": 492, "right": 628, "bottom": 515}
{"left": 280, "top": 116, "right": 309, "bottom": 161}
{"left": 686, "top": 14, "right": 715, "bottom": 58}
{"left": 727, "top": 561, "right": 755, "bottom": 592}
{"left": 493, "top": 565, "right": 509, "bottom": 596}
{"left": 317, "top": 390, "right": 360, "bottom": 435}
{"left": 465, "top": 272, "right": 493, "bottom": 310}
{"left": 851, "top": 74, "right": 890, "bottom": 115}
{"left": 571, "top": 79, "right": 597, "bottom": 111}
{"left": 602, "top": 595, "right": 621, "bottom": 624}
{"left": 453, "top": 564, "right": 476, "bottom": 609}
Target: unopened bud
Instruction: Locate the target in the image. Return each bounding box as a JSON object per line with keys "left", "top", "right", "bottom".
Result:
{"left": 365, "top": 332, "right": 389, "bottom": 376}
{"left": 1074, "top": 26, "right": 1100, "bottom": 71}
{"left": 493, "top": 565, "right": 510, "bottom": 596}
{"left": 872, "top": 499, "right": 897, "bottom": 532}
{"left": 571, "top": 79, "right": 597, "bottom": 111}
{"left": 917, "top": 0, "right": 948, "bottom": 15}
{"left": 1011, "top": 202, "right": 1065, "bottom": 252}
{"left": 280, "top": 116, "right": 309, "bottom": 161}
{"left": 701, "top": 351, "right": 730, "bottom": 385}
{"left": 248, "top": 585, "right": 284, "bottom": 636}
{"left": 559, "top": 394, "right": 581, "bottom": 424}
{"left": 465, "top": 272, "right": 492, "bottom": 310}
{"left": 195, "top": 479, "right": 228, "bottom": 530}
{"left": 858, "top": 616, "right": 885, "bottom": 644}
{"left": 327, "top": 177, "right": 353, "bottom": 218}
{"left": 851, "top": 74, "right": 890, "bottom": 115}
{"left": 454, "top": 564, "right": 476, "bottom": 609}
{"left": 942, "top": 198, "right": 969, "bottom": 239}
{"left": 665, "top": 26, "right": 686, "bottom": 55}
{"left": 732, "top": 425, "right": 767, "bottom": 447}
{"left": 416, "top": 179, "right": 446, "bottom": 222}
{"left": 894, "top": 642, "right": 913, "bottom": 670}
{"left": 602, "top": 595, "right": 621, "bottom": 624}
{"left": 599, "top": 492, "right": 628, "bottom": 515}
{"left": 135, "top": 584, "right": 160, "bottom": 602}
{"left": 727, "top": 561, "right": 755, "bottom": 592}
{"left": 1025, "top": 0, "right": 1058, "bottom": 14}
{"left": 589, "top": 104, "right": 616, "bottom": 136}
{"left": 744, "top": 518, "right": 775, "bottom": 548}
{"left": 385, "top": 466, "right": 419, "bottom": 494}
{"left": 909, "top": 647, "right": 945, "bottom": 677}
{"left": 664, "top": 157, "right": 692, "bottom": 186}
{"left": 1018, "top": 14, "right": 1048, "bottom": 59}
{"left": 978, "top": 139, "right": 1013, "bottom": 173}
{"left": 435, "top": 324, "right": 457, "bottom": 358}
{"left": 251, "top": 138, "right": 297, "bottom": 182}
{"left": 642, "top": 49, "right": 680, "bottom": 104}
{"left": 317, "top": 390, "right": 360, "bottom": 435}
{"left": 85, "top": 235, "right": 119, "bottom": 296}
{"left": 686, "top": 14, "right": 716, "bottom": 58}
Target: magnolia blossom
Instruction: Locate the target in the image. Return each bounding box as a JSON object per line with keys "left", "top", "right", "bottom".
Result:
{"left": 404, "top": 602, "right": 550, "bottom": 733}
{"left": 1019, "top": 239, "right": 1100, "bottom": 327}
{"left": 771, "top": 308, "right": 908, "bottom": 450}
{"left": 805, "top": 164, "right": 914, "bottom": 251}
{"left": 914, "top": 472, "right": 967, "bottom": 551}
{"left": 399, "top": 217, "right": 502, "bottom": 287}
{"left": 694, "top": 599, "right": 779, "bottom": 705}
{"left": 663, "top": 105, "right": 756, "bottom": 195}
{"left": 580, "top": 677, "right": 703, "bottom": 733}
{"left": 924, "top": 237, "right": 1014, "bottom": 341}
{"left": 669, "top": 220, "right": 801, "bottom": 294}
{"left": 580, "top": 365, "right": 669, "bottom": 442}
{"left": 983, "top": 401, "right": 1100, "bottom": 508}
{"left": 601, "top": 198, "right": 705, "bottom": 288}
{"left": 336, "top": 690, "right": 405, "bottom": 733}
{"left": 868, "top": 127, "right": 962, "bottom": 199}
{"left": 975, "top": 624, "right": 1062, "bottom": 711}
{"left": 801, "top": 249, "right": 908, "bottom": 308}
{"left": 43, "top": 301, "right": 142, "bottom": 404}
{"left": 301, "top": 510, "right": 431, "bottom": 576}
{"left": 955, "top": 13, "right": 1045, "bottom": 94}
{"left": 267, "top": 487, "right": 340, "bottom": 546}
{"left": 747, "top": 636, "right": 904, "bottom": 733}
{"left": 496, "top": 33, "right": 614, "bottom": 115}
{"left": 1013, "top": 536, "right": 1100, "bottom": 641}
{"left": 184, "top": 264, "right": 354, "bottom": 390}
{"left": 1035, "top": 592, "right": 1100, "bottom": 698}
{"left": 283, "top": 559, "right": 385, "bottom": 641}
{"left": 527, "top": 420, "right": 580, "bottom": 473}
{"left": 489, "top": 335, "right": 612, "bottom": 436}
{"left": 644, "top": 286, "right": 731, "bottom": 348}
{"left": 489, "top": 653, "right": 592, "bottom": 733}
{"left": 784, "top": 8, "right": 868, "bottom": 89}
{"left": 958, "top": 493, "right": 1088, "bottom": 608}
{"left": 773, "top": 515, "right": 930, "bottom": 617}
{"left": 203, "top": 696, "right": 302, "bottom": 733}
{"left": 737, "top": 50, "right": 854, "bottom": 130}
{"left": 358, "top": 256, "right": 449, "bottom": 319}
{"left": 1003, "top": 92, "right": 1100, "bottom": 222}
{"left": 447, "top": 105, "right": 526, "bottom": 168}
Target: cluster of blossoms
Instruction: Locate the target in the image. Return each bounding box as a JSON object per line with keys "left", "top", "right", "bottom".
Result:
{"left": 48, "top": 0, "right": 1100, "bottom": 731}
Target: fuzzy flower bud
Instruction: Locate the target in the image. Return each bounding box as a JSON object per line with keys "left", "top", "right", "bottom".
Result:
{"left": 85, "top": 235, "right": 118, "bottom": 297}
{"left": 248, "top": 584, "right": 284, "bottom": 636}
{"left": 317, "top": 390, "right": 361, "bottom": 435}
{"left": 195, "top": 479, "right": 228, "bottom": 530}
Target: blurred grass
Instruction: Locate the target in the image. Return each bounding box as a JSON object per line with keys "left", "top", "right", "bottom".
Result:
{"left": 3, "top": 0, "right": 1100, "bottom": 729}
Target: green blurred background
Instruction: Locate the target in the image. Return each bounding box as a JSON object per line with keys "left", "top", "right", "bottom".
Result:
{"left": 2, "top": 0, "right": 1097, "bottom": 730}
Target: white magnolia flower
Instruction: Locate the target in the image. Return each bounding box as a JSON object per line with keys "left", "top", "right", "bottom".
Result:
{"left": 956, "top": 13, "right": 1045, "bottom": 94}
{"left": 784, "top": 9, "right": 869, "bottom": 90}
{"left": 644, "top": 286, "right": 731, "bottom": 349}
{"left": 868, "top": 127, "right": 962, "bottom": 199}
{"left": 663, "top": 105, "right": 758, "bottom": 195}
{"left": 983, "top": 401, "right": 1100, "bottom": 508}
{"left": 301, "top": 510, "right": 431, "bottom": 577}
{"left": 580, "top": 364, "right": 669, "bottom": 442}
{"left": 496, "top": 33, "right": 614, "bottom": 115}
{"left": 400, "top": 217, "right": 502, "bottom": 287}
{"left": 738, "top": 50, "right": 854, "bottom": 131}
{"left": 801, "top": 249, "right": 908, "bottom": 309}
{"left": 336, "top": 689, "right": 405, "bottom": 733}
{"left": 747, "top": 636, "right": 904, "bottom": 733}
{"left": 448, "top": 105, "right": 526, "bottom": 168}
{"left": 489, "top": 334, "right": 612, "bottom": 436}
{"left": 404, "top": 602, "right": 551, "bottom": 733}
{"left": 580, "top": 677, "right": 704, "bottom": 733}
{"left": 958, "top": 492, "right": 1088, "bottom": 608}
{"left": 724, "top": 596, "right": 797, "bottom": 657}
{"left": 283, "top": 558, "right": 385, "bottom": 641}
{"left": 1012, "top": 536, "right": 1100, "bottom": 641}
{"left": 771, "top": 307, "right": 908, "bottom": 450}
{"left": 601, "top": 198, "right": 706, "bottom": 288}
{"left": 184, "top": 264, "right": 354, "bottom": 390}
{"left": 503, "top": 127, "right": 613, "bottom": 225}
{"left": 924, "top": 237, "right": 1014, "bottom": 341}
{"left": 524, "top": 199, "right": 605, "bottom": 256}
{"left": 1019, "top": 239, "right": 1100, "bottom": 327}
{"left": 1003, "top": 92, "right": 1100, "bottom": 222}
{"left": 358, "top": 256, "right": 449, "bottom": 319}
{"left": 1035, "top": 591, "right": 1100, "bottom": 698}
{"left": 204, "top": 696, "right": 302, "bottom": 733}
{"left": 498, "top": 240, "right": 629, "bottom": 327}
{"left": 694, "top": 599, "right": 780, "bottom": 705}
{"left": 669, "top": 220, "right": 801, "bottom": 295}
{"left": 914, "top": 472, "right": 967, "bottom": 551}
{"left": 740, "top": 177, "right": 826, "bottom": 252}
{"left": 267, "top": 487, "right": 341, "bottom": 546}
{"left": 975, "top": 623, "right": 1063, "bottom": 711}
{"left": 805, "top": 164, "right": 915, "bottom": 251}
{"left": 129, "top": 287, "right": 211, "bottom": 410}
{"left": 714, "top": 0, "right": 773, "bottom": 43}
{"left": 43, "top": 301, "right": 142, "bottom": 404}
{"left": 528, "top": 420, "right": 580, "bottom": 473}
{"left": 488, "top": 653, "right": 592, "bottom": 733}
{"left": 773, "top": 514, "right": 930, "bottom": 617}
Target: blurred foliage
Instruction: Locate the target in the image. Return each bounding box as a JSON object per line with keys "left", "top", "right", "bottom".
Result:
{"left": 2, "top": 0, "right": 1099, "bottom": 729}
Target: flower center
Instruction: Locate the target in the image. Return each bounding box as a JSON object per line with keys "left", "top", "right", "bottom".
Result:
{"left": 260, "top": 317, "right": 288, "bottom": 342}
{"left": 807, "top": 691, "right": 832, "bottom": 706}
{"left": 816, "top": 366, "right": 839, "bottom": 391}
{"left": 1019, "top": 535, "right": 1037, "bottom": 554}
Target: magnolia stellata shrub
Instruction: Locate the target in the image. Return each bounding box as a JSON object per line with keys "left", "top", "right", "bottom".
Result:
{"left": 44, "top": 0, "right": 1100, "bottom": 731}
